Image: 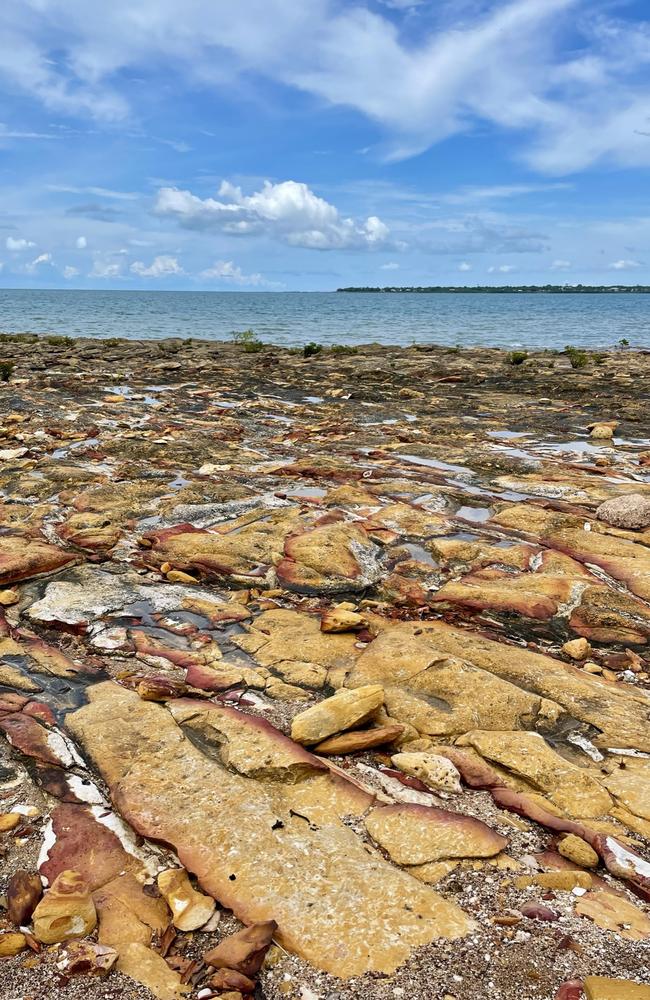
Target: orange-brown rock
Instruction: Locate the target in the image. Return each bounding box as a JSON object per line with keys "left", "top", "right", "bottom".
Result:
{"left": 204, "top": 920, "right": 277, "bottom": 976}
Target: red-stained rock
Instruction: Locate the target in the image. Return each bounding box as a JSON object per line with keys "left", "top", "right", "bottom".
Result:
{"left": 203, "top": 921, "right": 277, "bottom": 976}
{"left": 0, "top": 535, "right": 77, "bottom": 584}
{"left": 520, "top": 901, "right": 559, "bottom": 921}
{"left": 7, "top": 871, "right": 43, "bottom": 926}
{"left": 277, "top": 522, "right": 381, "bottom": 594}
{"left": 39, "top": 804, "right": 142, "bottom": 890}
{"left": 0, "top": 714, "right": 74, "bottom": 767}
{"left": 555, "top": 981, "right": 584, "bottom": 1000}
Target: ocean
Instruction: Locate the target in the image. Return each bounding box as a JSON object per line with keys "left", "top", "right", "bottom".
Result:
{"left": 1, "top": 288, "right": 650, "bottom": 349}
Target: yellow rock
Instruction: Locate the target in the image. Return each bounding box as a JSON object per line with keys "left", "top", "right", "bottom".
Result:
{"left": 265, "top": 679, "right": 311, "bottom": 701}
{"left": 584, "top": 976, "right": 650, "bottom": 999}
{"left": 166, "top": 570, "right": 198, "bottom": 584}
{"left": 562, "top": 638, "right": 591, "bottom": 660}
{"left": 158, "top": 868, "right": 215, "bottom": 931}
{"left": 0, "top": 588, "right": 19, "bottom": 606}
{"left": 118, "top": 942, "right": 190, "bottom": 999}
{"left": 391, "top": 752, "right": 462, "bottom": 793}
{"left": 290, "top": 684, "right": 384, "bottom": 745}
{"left": 0, "top": 812, "right": 20, "bottom": 832}
{"left": 458, "top": 730, "right": 612, "bottom": 818}
{"left": 590, "top": 424, "right": 614, "bottom": 440}
{"left": 32, "top": 869, "right": 97, "bottom": 944}
{"left": 320, "top": 608, "right": 364, "bottom": 633}
{"left": 558, "top": 833, "right": 599, "bottom": 868}
{"left": 0, "top": 932, "right": 27, "bottom": 956}
{"left": 514, "top": 871, "right": 592, "bottom": 891}
{"left": 576, "top": 890, "right": 650, "bottom": 941}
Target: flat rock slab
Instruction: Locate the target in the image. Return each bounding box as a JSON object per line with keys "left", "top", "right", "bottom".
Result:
{"left": 67, "top": 682, "right": 474, "bottom": 977}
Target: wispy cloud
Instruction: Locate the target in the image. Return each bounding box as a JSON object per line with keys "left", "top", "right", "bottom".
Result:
{"left": 2, "top": 1, "right": 650, "bottom": 173}
{"left": 200, "top": 259, "right": 269, "bottom": 286}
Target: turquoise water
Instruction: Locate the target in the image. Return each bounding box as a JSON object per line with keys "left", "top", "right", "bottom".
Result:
{"left": 1, "top": 289, "right": 649, "bottom": 348}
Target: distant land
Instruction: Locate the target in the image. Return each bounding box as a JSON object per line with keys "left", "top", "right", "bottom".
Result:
{"left": 336, "top": 284, "right": 650, "bottom": 293}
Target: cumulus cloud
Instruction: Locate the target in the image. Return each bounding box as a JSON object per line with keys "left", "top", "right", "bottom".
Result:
{"left": 550, "top": 258, "right": 571, "bottom": 269}
{"left": 610, "top": 259, "right": 641, "bottom": 270}
{"left": 130, "top": 254, "right": 183, "bottom": 277}
{"left": 156, "top": 180, "right": 391, "bottom": 251}
{"left": 76, "top": 236, "right": 87, "bottom": 249}
{"left": 200, "top": 260, "right": 267, "bottom": 286}
{"left": 26, "top": 252, "right": 52, "bottom": 272}
{"left": 63, "top": 265, "right": 79, "bottom": 279}
{"left": 6, "top": 236, "right": 35, "bottom": 251}
{"left": 3, "top": 1, "right": 650, "bottom": 173}
{"left": 488, "top": 264, "right": 516, "bottom": 273}
{"left": 458, "top": 261, "right": 472, "bottom": 271}
{"left": 89, "top": 256, "right": 124, "bottom": 278}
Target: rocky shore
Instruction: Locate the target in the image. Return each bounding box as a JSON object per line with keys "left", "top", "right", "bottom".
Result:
{"left": 0, "top": 334, "right": 649, "bottom": 1000}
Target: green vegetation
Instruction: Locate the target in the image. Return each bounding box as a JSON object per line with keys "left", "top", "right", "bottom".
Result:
{"left": 337, "top": 285, "right": 650, "bottom": 294}
{"left": 619, "top": 338, "right": 630, "bottom": 347}
{"left": 508, "top": 350, "right": 528, "bottom": 365}
{"left": 564, "top": 345, "right": 589, "bottom": 369}
{"left": 45, "top": 335, "right": 73, "bottom": 347}
{"left": 0, "top": 333, "right": 37, "bottom": 344}
{"left": 329, "top": 344, "right": 358, "bottom": 355}
{"left": 0, "top": 361, "right": 14, "bottom": 382}
{"left": 103, "top": 337, "right": 121, "bottom": 347}
{"left": 231, "top": 329, "right": 264, "bottom": 353}
{"left": 303, "top": 342, "right": 323, "bottom": 357}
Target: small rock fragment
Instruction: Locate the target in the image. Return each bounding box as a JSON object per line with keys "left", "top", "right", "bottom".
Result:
{"left": 0, "top": 812, "right": 20, "bottom": 832}
{"left": 520, "top": 901, "right": 559, "bottom": 921}
{"left": 562, "top": 638, "right": 591, "bottom": 661}
{"left": 320, "top": 608, "right": 364, "bottom": 633}
{"left": 555, "top": 981, "right": 584, "bottom": 1000}
{"left": 314, "top": 724, "right": 403, "bottom": 755}
{"left": 0, "top": 588, "right": 19, "bottom": 606}
{"left": 32, "top": 869, "right": 97, "bottom": 944}
{"left": 589, "top": 424, "right": 615, "bottom": 440}
{"left": 60, "top": 940, "right": 119, "bottom": 976}
{"left": 208, "top": 968, "right": 256, "bottom": 993}
{"left": 7, "top": 870, "right": 43, "bottom": 926}
{"left": 290, "top": 685, "right": 384, "bottom": 745}
{"left": 515, "top": 871, "right": 592, "bottom": 891}
{"left": 157, "top": 868, "right": 216, "bottom": 931}
{"left": 0, "top": 932, "right": 27, "bottom": 956}
{"left": 204, "top": 920, "right": 277, "bottom": 976}
{"left": 558, "top": 834, "right": 599, "bottom": 869}
{"left": 391, "top": 752, "right": 462, "bottom": 794}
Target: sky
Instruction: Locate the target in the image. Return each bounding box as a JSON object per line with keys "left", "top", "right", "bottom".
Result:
{"left": 1, "top": 0, "right": 650, "bottom": 291}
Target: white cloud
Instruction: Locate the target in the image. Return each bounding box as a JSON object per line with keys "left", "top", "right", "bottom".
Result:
{"left": 76, "top": 236, "right": 87, "bottom": 249}
{"left": 63, "top": 265, "right": 79, "bottom": 279}
{"left": 156, "top": 180, "right": 391, "bottom": 251}
{"left": 458, "top": 261, "right": 472, "bottom": 271}
{"left": 89, "top": 256, "right": 124, "bottom": 278}
{"left": 200, "top": 260, "right": 266, "bottom": 286}
{"left": 488, "top": 264, "right": 516, "bottom": 273}
{"left": 610, "top": 259, "right": 641, "bottom": 270}
{"left": 26, "top": 252, "right": 52, "bottom": 272}
{"left": 380, "top": 261, "right": 399, "bottom": 270}
{"left": 4, "top": 1, "right": 650, "bottom": 173}
{"left": 130, "top": 254, "right": 183, "bottom": 277}
{"left": 6, "top": 236, "right": 35, "bottom": 251}
{"left": 550, "top": 258, "right": 571, "bottom": 269}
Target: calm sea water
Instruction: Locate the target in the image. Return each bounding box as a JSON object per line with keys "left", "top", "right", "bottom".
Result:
{"left": 1, "top": 289, "right": 649, "bottom": 349}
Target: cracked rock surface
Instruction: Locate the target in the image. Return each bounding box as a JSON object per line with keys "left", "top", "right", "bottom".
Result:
{"left": 0, "top": 335, "right": 650, "bottom": 1000}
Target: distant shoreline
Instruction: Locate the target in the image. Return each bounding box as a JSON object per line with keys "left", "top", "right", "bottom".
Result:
{"left": 337, "top": 285, "right": 650, "bottom": 293}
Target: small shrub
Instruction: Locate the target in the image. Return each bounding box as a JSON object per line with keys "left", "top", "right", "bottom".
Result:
{"left": 564, "top": 345, "right": 589, "bottom": 369}
{"left": 329, "top": 345, "right": 358, "bottom": 356}
{"left": 45, "top": 335, "right": 73, "bottom": 347}
{"left": 592, "top": 352, "right": 606, "bottom": 365}
{"left": 619, "top": 338, "right": 629, "bottom": 347}
{"left": 508, "top": 351, "right": 528, "bottom": 365}
{"left": 104, "top": 337, "right": 120, "bottom": 347}
{"left": 0, "top": 361, "right": 13, "bottom": 382}
{"left": 231, "top": 329, "right": 263, "bottom": 353}
{"left": 303, "top": 342, "right": 323, "bottom": 358}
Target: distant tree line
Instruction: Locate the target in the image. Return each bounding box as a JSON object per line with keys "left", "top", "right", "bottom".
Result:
{"left": 336, "top": 285, "right": 650, "bottom": 294}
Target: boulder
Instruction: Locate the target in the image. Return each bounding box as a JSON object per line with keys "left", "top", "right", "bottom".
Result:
{"left": 391, "top": 753, "right": 462, "bottom": 793}
{"left": 596, "top": 494, "right": 650, "bottom": 531}
{"left": 365, "top": 803, "right": 507, "bottom": 865}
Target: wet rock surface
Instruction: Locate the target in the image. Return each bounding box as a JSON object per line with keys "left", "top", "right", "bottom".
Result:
{"left": 0, "top": 335, "right": 650, "bottom": 999}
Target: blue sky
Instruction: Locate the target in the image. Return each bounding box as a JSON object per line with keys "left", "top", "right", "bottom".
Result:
{"left": 1, "top": 0, "right": 650, "bottom": 290}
